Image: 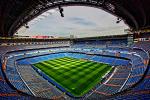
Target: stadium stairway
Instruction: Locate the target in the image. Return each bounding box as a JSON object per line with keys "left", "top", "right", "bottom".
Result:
{"left": 111, "top": 64, "right": 150, "bottom": 100}
{"left": 0, "top": 58, "right": 36, "bottom": 99}
{"left": 17, "top": 65, "right": 67, "bottom": 99}
{"left": 0, "top": 43, "right": 149, "bottom": 99}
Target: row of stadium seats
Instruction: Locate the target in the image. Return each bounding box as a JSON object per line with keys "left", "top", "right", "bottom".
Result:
{"left": 0, "top": 59, "right": 34, "bottom": 99}
{"left": 132, "top": 41, "right": 150, "bottom": 53}
{"left": 87, "top": 65, "right": 131, "bottom": 99}
{"left": 17, "top": 65, "right": 66, "bottom": 99}
{"left": 5, "top": 57, "right": 32, "bottom": 95}
{"left": 0, "top": 42, "right": 149, "bottom": 99}
{"left": 111, "top": 41, "right": 150, "bottom": 99}
{"left": 72, "top": 39, "right": 128, "bottom": 48}
{"left": 0, "top": 45, "right": 66, "bottom": 99}
{"left": 17, "top": 52, "right": 130, "bottom": 67}
{"left": 14, "top": 49, "right": 147, "bottom": 98}
{"left": 5, "top": 48, "right": 131, "bottom": 98}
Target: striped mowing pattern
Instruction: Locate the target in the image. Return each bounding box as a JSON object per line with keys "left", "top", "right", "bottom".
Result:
{"left": 33, "top": 57, "right": 112, "bottom": 96}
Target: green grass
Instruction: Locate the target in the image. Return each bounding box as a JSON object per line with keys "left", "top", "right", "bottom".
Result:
{"left": 33, "top": 57, "right": 112, "bottom": 96}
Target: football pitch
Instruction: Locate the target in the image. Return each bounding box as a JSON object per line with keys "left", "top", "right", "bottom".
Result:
{"left": 33, "top": 57, "right": 112, "bottom": 96}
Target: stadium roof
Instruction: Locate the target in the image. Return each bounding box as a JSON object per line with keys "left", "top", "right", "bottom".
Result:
{"left": 0, "top": 0, "right": 150, "bottom": 37}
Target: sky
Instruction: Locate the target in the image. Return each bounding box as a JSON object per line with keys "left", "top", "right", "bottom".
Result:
{"left": 17, "top": 6, "right": 129, "bottom": 38}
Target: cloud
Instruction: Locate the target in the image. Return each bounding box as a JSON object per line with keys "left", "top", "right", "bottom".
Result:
{"left": 63, "top": 27, "right": 75, "bottom": 30}
{"left": 68, "top": 17, "right": 97, "bottom": 26}
{"left": 18, "top": 6, "right": 128, "bottom": 37}
{"left": 69, "top": 17, "right": 84, "bottom": 22}
{"left": 90, "top": 26, "right": 126, "bottom": 32}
